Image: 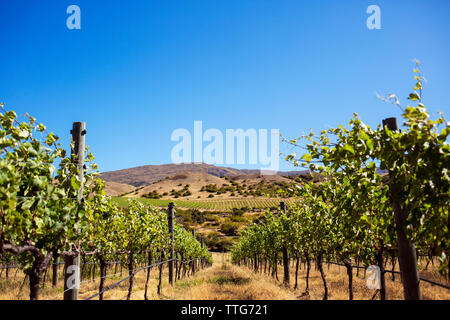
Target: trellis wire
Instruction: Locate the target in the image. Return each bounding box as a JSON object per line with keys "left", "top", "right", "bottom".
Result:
{"left": 326, "top": 261, "right": 450, "bottom": 290}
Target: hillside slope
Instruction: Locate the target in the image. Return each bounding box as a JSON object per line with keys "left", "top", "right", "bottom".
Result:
{"left": 130, "top": 171, "right": 227, "bottom": 198}
{"left": 104, "top": 181, "right": 136, "bottom": 197}
{"left": 100, "top": 163, "right": 309, "bottom": 188}
{"left": 100, "top": 163, "right": 243, "bottom": 187}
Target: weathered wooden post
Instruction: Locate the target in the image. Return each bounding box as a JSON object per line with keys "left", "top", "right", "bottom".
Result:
{"left": 280, "top": 202, "right": 290, "bottom": 287}
{"left": 382, "top": 117, "right": 421, "bottom": 300}
{"left": 64, "top": 122, "right": 86, "bottom": 300}
{"left": 201, "top": 239, "right": 205, "bottom": 269}
{"left": 168, "top": 202, "right": 175, "bottom": 286}
{"left": 52, "top": 255, "right": 58, "bottom": 287}
{"left": 192, "top": 229, "right": 196, "bottom": 274}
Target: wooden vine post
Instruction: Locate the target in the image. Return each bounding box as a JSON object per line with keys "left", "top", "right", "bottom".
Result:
{"left": 280, "top": 202, "right": 290, "bottom": 287}
{"left": 64, "top": 122, "right": 86, "bottom": 300}
{"left": 192, "top": 229, "right": 196, "bottom": 274}
{"left": 201, "top": 239, "right": 205, "bottom": 269}
{"left": 168, "top": 202, "right": 175, "bottom": 286}
{"left": 382, "top": 117, "right": 421, "bottom": 300}
{"left": 52, "top": 255, "right": 58, "bottom": 287}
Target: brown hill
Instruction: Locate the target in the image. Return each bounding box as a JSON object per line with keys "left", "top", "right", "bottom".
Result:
{"left": 130, "top": 171, "right": 228, "bottom": 198}
{"left": 104, "top": 181, "right": 135, "bottom": 197}
{"left": 100, "top": 163, "right": 243, "bottom": 187}
{"left": 240, "top": 169, "right": 309, "bottom": 176}
{"left": 230, "top": 173, "right": 291, "bottom": 184}
{"left": 100, "top": 163, "right": 307, "bottom": 188}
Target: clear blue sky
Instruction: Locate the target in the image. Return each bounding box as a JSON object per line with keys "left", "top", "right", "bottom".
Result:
{"left": 1, "top": 0, "right": 449, "bottom": 172}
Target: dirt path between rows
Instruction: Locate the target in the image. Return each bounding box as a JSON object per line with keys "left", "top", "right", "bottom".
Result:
{"left": 157, "top": 253, "right": 298, "bottom": 300}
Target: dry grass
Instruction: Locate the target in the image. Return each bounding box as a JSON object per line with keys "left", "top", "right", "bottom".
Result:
{"left": 244, "top": 258, "right": 450, "bottom": 300}
{"left": 164, "top": 253, "right": 297, "bottom": 300}
{"left": 0, "top": 263, "right": 178, "bottom": 300}
{"left": 126, "top": 171, "right": 292, "bottom": 200}
{"left": 1, "top": 253, "right": 449, "bottom": 300}
{"left": 0, "top": 253, "right": 296, "bottom": 300}
{"left": 104, "top": 181, "right": 136, "bottom": 197}
{"left": 131, "top": 172, "right": 227, "bottom": 199}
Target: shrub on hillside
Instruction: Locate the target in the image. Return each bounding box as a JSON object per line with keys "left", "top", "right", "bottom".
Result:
{"left": 205, "top": 232, "right": 235, "bottom": 252}
{"left": 220, "top": 221, "right": 239, "bottom": 236}
{"left": 230, "top": 215, "right": 247, "bottom": 223}
{"left": 142, "top": 190, "right": 161, "bottom": 199}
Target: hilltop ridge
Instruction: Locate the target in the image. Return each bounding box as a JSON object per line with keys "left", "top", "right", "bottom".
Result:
{"left": 100, "top": 163, "right": 308, "bottom": 188}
